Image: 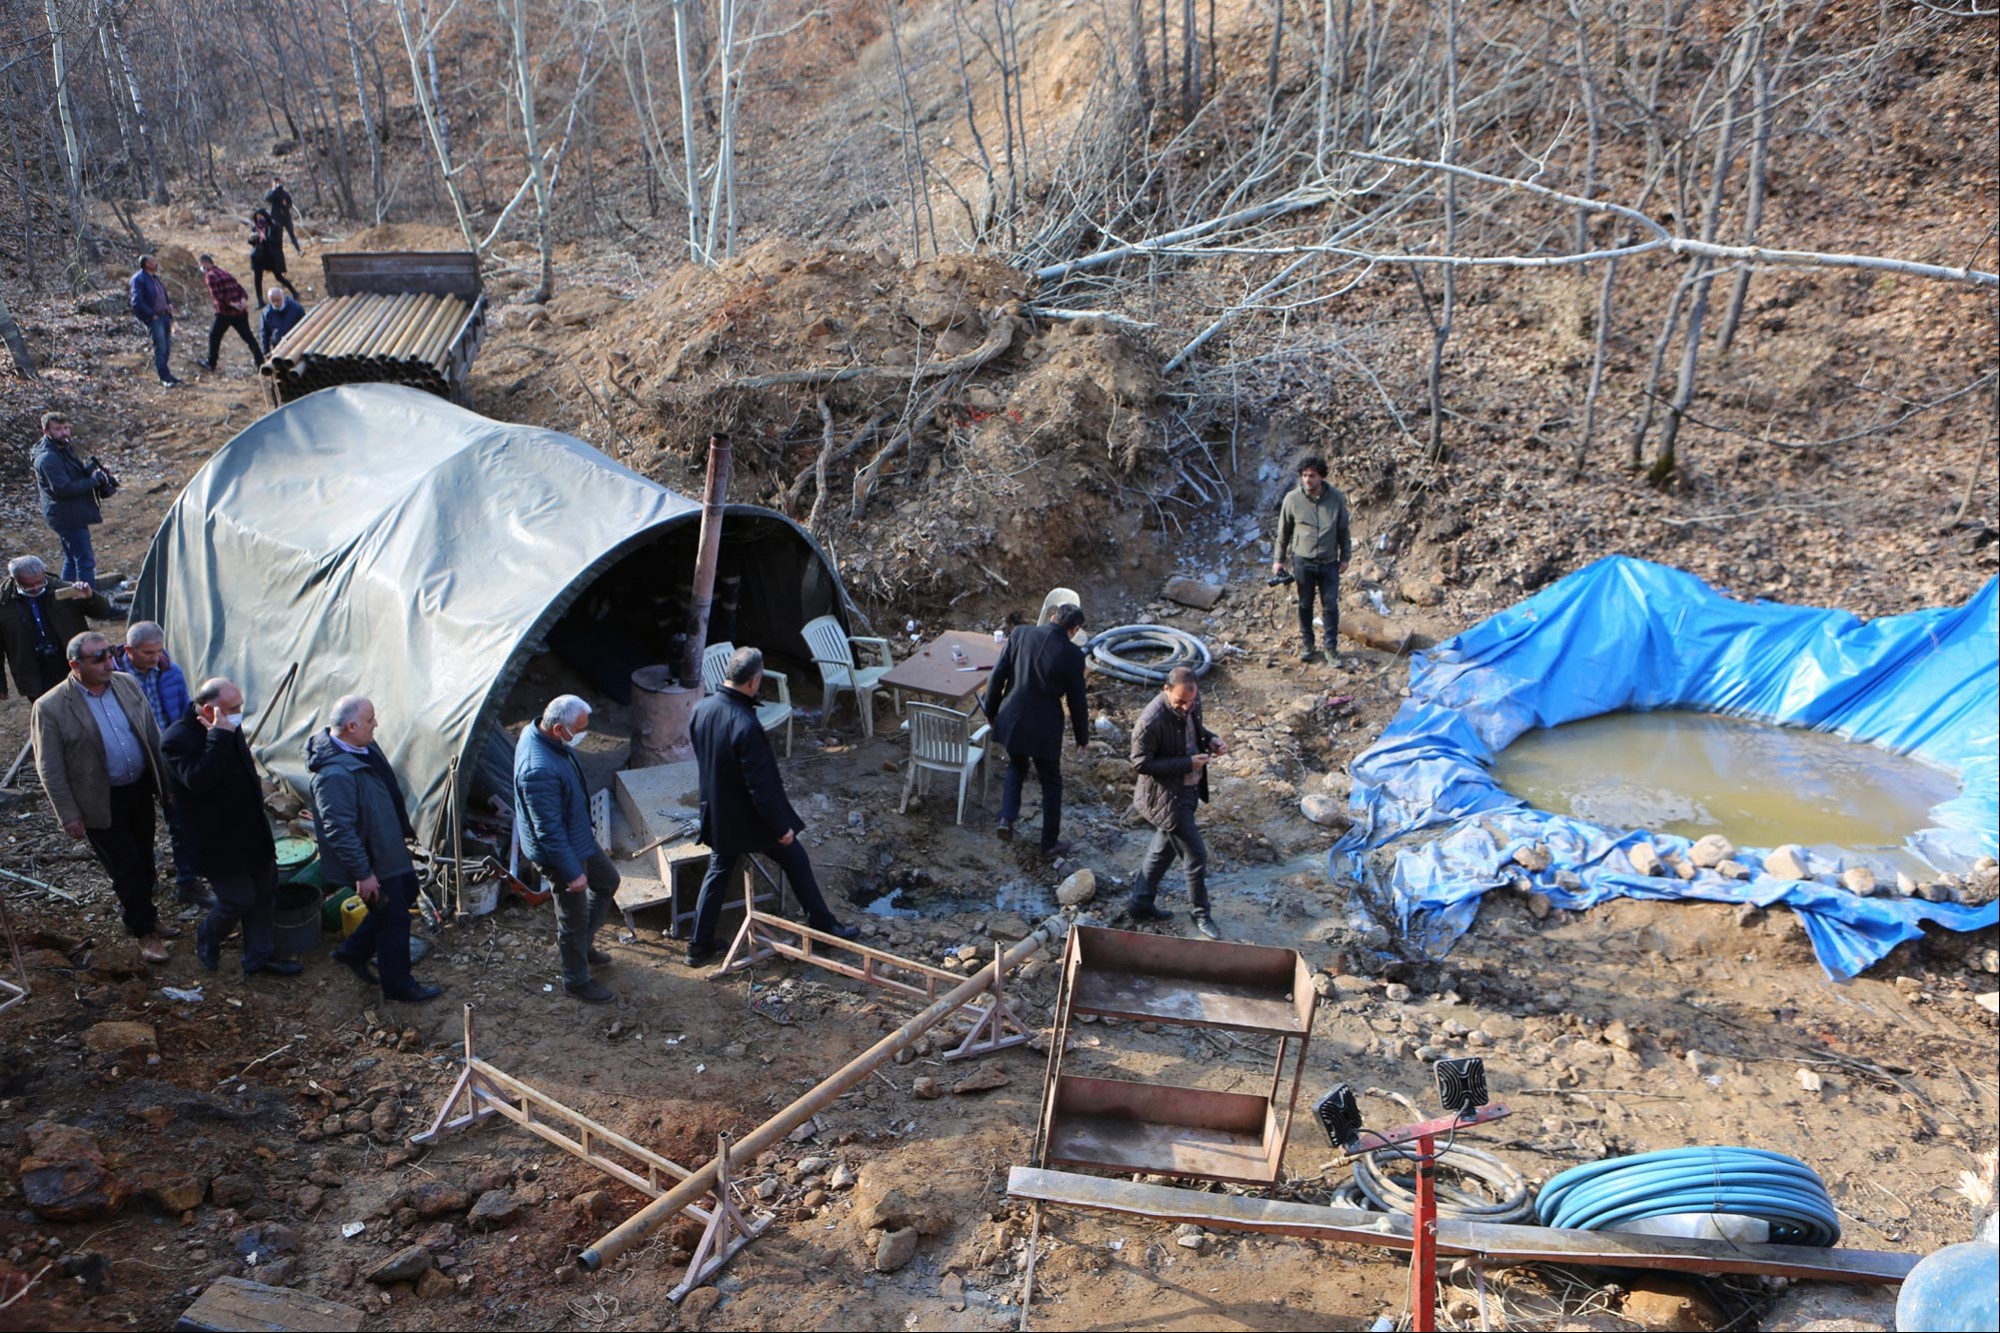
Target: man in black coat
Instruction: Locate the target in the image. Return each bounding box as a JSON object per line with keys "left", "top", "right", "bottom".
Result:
{"left": 160, "top": 677, "right": 302, "bottom": 977}
{"left": 1127, "top": 666, "right": 1229, "bottom": 940}
{"left": 687, "top": 646, "right": 859, "bottom": 966}
{"left": 983, "top": 604, "right": 1089, "bottom": 858}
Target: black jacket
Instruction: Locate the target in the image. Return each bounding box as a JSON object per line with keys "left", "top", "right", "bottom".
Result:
{"left": 31, "top": 437, "right": 103, "bottom": 530}
{"left": 982, "top": 622, "right": 1088, "bottom": 758}
{"left": 692, "top": 685, "right": 802, "bottom": 858}
{"left": 161, "top": 705, "right": 276, "bottom": 878}
{"left": 250, "top": 226, "right": 286, "bottom": 271}
{"left": 1130, "top": 692, "right": 1216, "bottom": 830}
{"left": 0, "top": 577, "right": 109, "bottom": 701}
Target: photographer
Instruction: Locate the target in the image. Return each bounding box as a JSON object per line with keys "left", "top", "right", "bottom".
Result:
{"left": 30, "top": 412, "right": 117, "bottom": 592}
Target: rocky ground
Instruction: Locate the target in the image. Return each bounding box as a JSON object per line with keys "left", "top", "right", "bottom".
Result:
{"left": 1, "top": 536, "right": 1995, "bottom": 1329}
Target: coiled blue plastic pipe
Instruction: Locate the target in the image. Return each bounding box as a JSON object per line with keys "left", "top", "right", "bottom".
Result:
{"left": 1536, "top": 1146, "right": 1841, "bottom": 1248}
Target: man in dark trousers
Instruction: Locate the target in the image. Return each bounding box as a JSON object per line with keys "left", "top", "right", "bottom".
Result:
{"left": 128, "top": 254, "right": 181, "bottom": 387}
{"left": 30, "top": 412, "right": 111, "bottom": 590}
{"left": 260, "top": 285, "right": 306, "bottom": 358}
{"left": 983, "top": 603, "right": 1089, "bottom": 859}
{"left": 264, "top": 177, "right": 301, "bottom": 253}
{"left": 31, "top": 631, "right": 177, "bottom": 963}
{"left": 1271, "top": 454, "right": 1352, "bottom": 663}
{"left": 686, "top": 646, "right": 860, "bottom": 967}
{"left": 197, "top": 254, "right": 262, "bottom": 372}
{"left": 248, "top": 211, "right": 299, "bottom": 302}
{"left": 307, "top": 695, "right": 440, "bottom": 1003}
{"left": 1127, "top": 666, "right": 1229, "bottom": 940}
{"left": 162, "top": 677, "right": 301, "bottom": 978}
{"left": 1, "top": 554, "right": 108, "bottom": 704}
{"left": 514, "top": 694, "right": 620, "bottom": 1004}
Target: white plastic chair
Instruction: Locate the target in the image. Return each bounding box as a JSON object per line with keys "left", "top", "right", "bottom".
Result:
{"left": 701, "top": 641, "right": 794, "bottom": 758}
{"left": 898, "top": 702, "right": 992, "bottom": 824}
{"left": 802, "top": 614, "right": 896, "bottom": 737}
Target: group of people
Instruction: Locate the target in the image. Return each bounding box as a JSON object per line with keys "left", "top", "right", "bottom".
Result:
{"left": 3, "top": 452, "right": 1352, "bottom": 993}
{"left": 125, "top": 176, "right": 307, "bottom": 387}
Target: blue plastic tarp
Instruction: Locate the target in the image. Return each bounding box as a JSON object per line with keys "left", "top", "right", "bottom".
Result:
{"left": 1330, "top": 556, "right": 1999, "bottom": 979}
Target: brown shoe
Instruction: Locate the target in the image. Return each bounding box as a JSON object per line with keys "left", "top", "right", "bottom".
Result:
{"left": 153, "top": 923, "right": 184, "bottom": 940}
{"left": 139, "top": 935, "right": 171, "bottom": 963}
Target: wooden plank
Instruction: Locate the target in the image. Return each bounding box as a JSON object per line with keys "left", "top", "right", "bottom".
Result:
{"left": 1006, "top": 1168, "right": 1920, "bottom": 1284}
{"left": 175, "top": 1276, "right": 362, "bottom": 1332}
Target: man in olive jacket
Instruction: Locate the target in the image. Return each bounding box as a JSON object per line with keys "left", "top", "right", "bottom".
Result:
{"left": 31, "top": 631, "right": 175, "bottom": 961}
{"left": 1127, "top": 666, "right": 1229, "bottom": 940}
{"left": 162, "top": 677, "right": 301, "bottom": 978}
{"left": 307, "top": 695, "right": 439, "bottom": 1003}
{"left": 1271, "top": 454, "right": 1352, "bottom": 663}
{"left": 983, "top": 604, "right": 1089, "bottom": 857}
{"left": 686, "top": 647, "right": 858, "bottom": 966}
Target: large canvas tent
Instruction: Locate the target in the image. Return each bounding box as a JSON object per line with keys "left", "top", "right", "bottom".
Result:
{"left": 132, "top": 384, "right": 858, "bottom": 839}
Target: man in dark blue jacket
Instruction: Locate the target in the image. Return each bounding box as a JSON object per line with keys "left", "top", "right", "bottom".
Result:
{"left": 161, "top": 677, "right": 300, "bottom": 978}
{"left": 30, "top": 413, "right": 108, "bottom": 590}
{"left": 687, "top": 647, "right": 859, "bottom": 966}
{"left": 128, "top": 255, "right": 181, "bottom": 387}
{"left": 260, "top": 286, "right": 305, "bottom": 357}
{"left": 514, "top": 695, "right": 620, "bottom": 1004}
{"left": 983, "top": 604, "right": 1089, "bottom": 858}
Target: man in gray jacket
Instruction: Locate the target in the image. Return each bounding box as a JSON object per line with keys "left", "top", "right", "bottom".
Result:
{"left": 1271, "top": 454, "right": 1352, "bottom": 663}
{"left": 514, "top": 695, "right": 620, "bottom": 1004}
{"left": 307, "top": 695, "right": 440, "bottom": 1003}
{"left": 1127, "top": 666, "right": 1229, "bottom": 940}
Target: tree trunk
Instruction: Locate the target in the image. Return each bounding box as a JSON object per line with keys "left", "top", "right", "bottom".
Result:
{"left": 101, "top": 3, "right": 168, "bottom": 203}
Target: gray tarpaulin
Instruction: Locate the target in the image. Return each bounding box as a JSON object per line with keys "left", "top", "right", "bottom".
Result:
{"left": 132, "top": 383, "right": 854, "bottom": 840}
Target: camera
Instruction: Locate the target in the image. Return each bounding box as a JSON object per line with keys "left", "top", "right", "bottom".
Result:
{"left": 1265, "top": 570, "right": 1295, "bottom": 587}
{"left": 89, "top": 457, "right": 120, "bottom": 500}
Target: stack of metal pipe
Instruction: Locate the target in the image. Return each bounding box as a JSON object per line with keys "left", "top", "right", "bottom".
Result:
{"left": 262, "top": 291, "right": 475, "bottom": 400}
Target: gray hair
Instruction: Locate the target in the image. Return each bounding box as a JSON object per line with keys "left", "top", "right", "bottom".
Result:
{"left": 67, "top": 631, "right": 109, "bottom": 662}
{"left": 195, "top": 676, "right": 235, "bottom": 706}
{"left": 7, "top": 555, "right": 45, "bottom": 580}
{"left": 1165, "top": 666, "right": 1200, "bottom": 689}
{"left": 330, "top": 695, "right": 372, "bottom": 729}
{"left": 542, "top": 694, "right": 591, "bottom": 730}
{"left": 725, "top": 646, "right": 764, "bottom": 686}
{"left": 125, "top": 620, "right": 166, "bottom": 647}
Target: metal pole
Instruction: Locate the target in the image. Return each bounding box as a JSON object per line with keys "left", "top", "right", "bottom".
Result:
{"left": 681, "top": 432, "right": 731, "bottom": 688}
{"left": 578, "top": 913, "right": 1069, "bottom": 1271}
{"left": 1412, "top": 1132, "right": 1438, "bottom": 1332}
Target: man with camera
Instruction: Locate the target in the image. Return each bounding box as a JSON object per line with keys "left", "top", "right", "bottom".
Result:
{"left": 1271, "top": 454, "right": 1351, "bottom": 664}
{"left": 31, "top": 412, "right": 117, "bottom": 592}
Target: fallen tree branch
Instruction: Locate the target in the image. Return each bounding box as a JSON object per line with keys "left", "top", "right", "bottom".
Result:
{"left": 851, "top": 381, "right": 957, "bottom": 520}
{"left": 1339, "top": 150, "right": 1999, "bottom": 288}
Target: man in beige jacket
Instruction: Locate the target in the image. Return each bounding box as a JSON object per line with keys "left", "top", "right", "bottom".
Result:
{"left": 32, "top": 630, "right": 177, "bottom": 961}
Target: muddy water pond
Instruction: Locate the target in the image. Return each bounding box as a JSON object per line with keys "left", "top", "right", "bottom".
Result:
{"left": 1488, "top": 710, "right": 1960, "bottom": 877}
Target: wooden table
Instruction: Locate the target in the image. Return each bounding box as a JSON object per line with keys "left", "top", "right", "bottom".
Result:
{"left": 880, "top": 630, "right": 1003, "bottom": 708}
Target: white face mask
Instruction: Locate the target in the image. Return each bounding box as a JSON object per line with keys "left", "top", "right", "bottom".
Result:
{"left": 226, "top": 712, "right": 245, "bottom": 728}
{"left": 566, "top": 728, "right": 588, "bottom": 748}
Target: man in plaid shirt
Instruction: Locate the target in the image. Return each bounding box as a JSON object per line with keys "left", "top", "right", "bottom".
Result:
{"left": 115, "top": 621, "right": 212, "bottom": 906}
{"left": 197, "top": 254, "right": 263, "bottom": 373}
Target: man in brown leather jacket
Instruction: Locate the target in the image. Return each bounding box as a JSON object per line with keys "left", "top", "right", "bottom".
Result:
{"left": 1126, "top": 666, "right": 1229, "bottom": 940}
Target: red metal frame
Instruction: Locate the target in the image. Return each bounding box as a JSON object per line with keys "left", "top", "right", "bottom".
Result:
{"left": 1342, "top": 1103, "right": 1512, "bottom": 1333}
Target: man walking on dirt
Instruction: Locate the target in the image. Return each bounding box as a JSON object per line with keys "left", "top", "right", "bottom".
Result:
{"left": 1, "top": 555, "right": 108, "bottom": 704}
{"left": 31, "top": 412, "right": 112, "bottom": 590}
{"left": 197, "top": 254, "right": 262, "bottom": 372}
{"left": 162, "top": 677, "right": 302, "bottom": 978}
{"left": 1126, "top": 665, "right": 1228, "bottom": 940}
{"left": 31, "top": 631, "right": 178, "bottom": 963}
{"left": 264, "top": 177, "right": 302, "bottom": 254}
{"left": 128, "top": 254, "right": 181, "bottom": 387}
{"left": 308, "top": 696, "right": 441, "bottom": 1004}
{"left": 686, "top": 647, "right": 861, "bottom": 967}
{"left": 1271, "top": 454, "right": 1351, "bottom": 663}
{"left": 115, "top": 621, "right": 211, "bottom": 907}
{"left": 983, "top": 603, "right": 1089, "bottom": 859}
{"left": 514, "top": 695, "right": 620, "bottom": 1004}
{"left": 260, "top": 285, "right": 305, "bottom": 358}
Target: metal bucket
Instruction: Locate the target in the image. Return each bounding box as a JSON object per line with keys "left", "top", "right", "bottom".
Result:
{"left": 273, "top": 883, "right": 323, "bottom": 955}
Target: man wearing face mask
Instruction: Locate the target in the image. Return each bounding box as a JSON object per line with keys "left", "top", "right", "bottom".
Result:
{"left": 161, "top": 677, "right": 301, "bottom": 978}
{"left": 514, "top": 694, "right": 620, "bottom": 1003}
